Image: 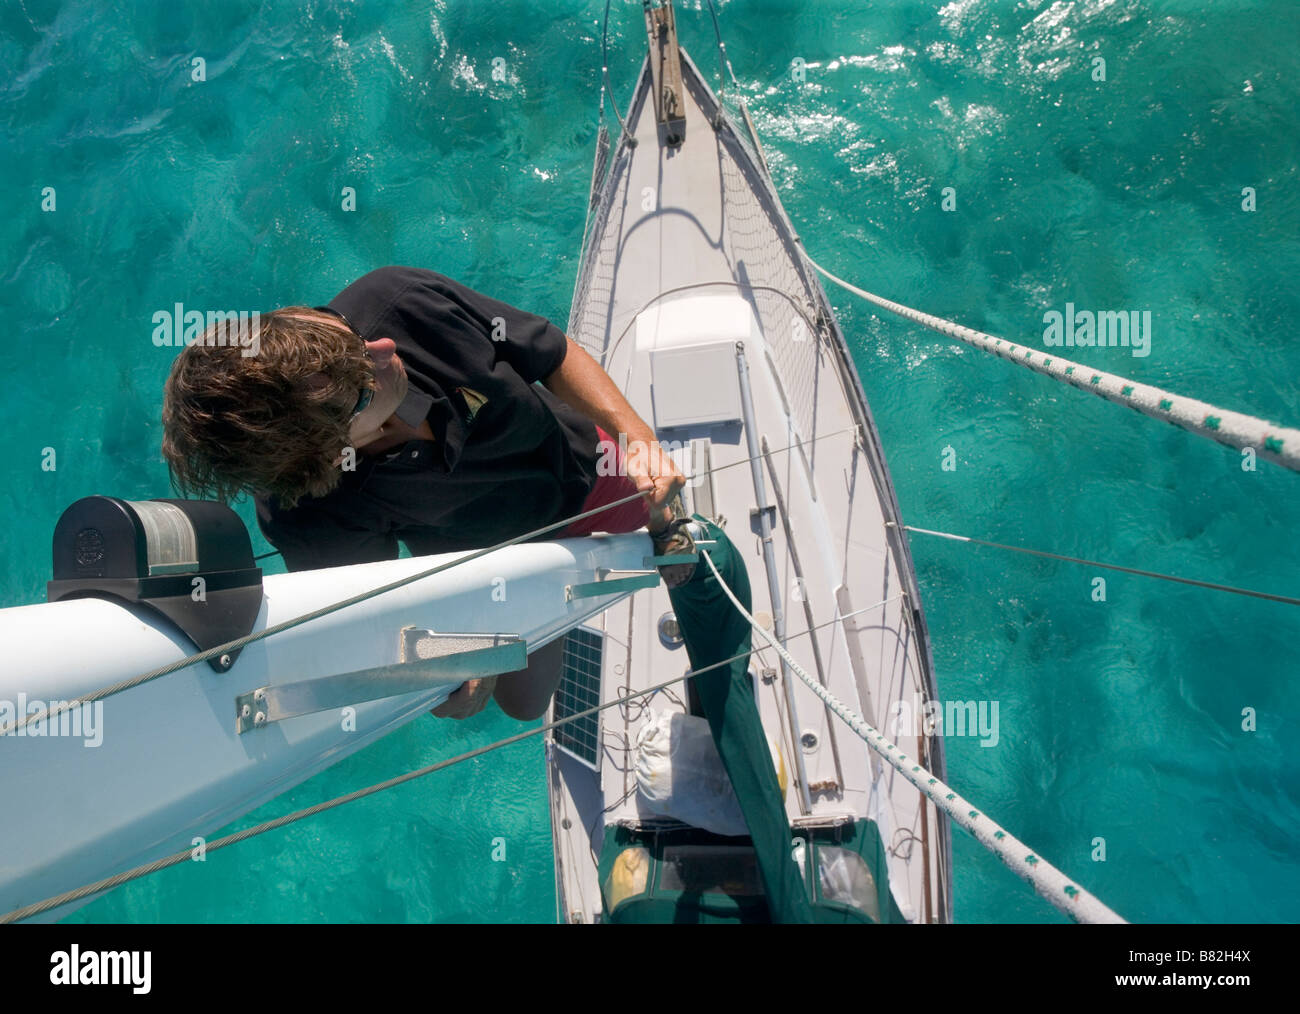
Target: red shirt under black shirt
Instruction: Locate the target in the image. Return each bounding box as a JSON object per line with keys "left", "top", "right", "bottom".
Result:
{"left": 255, "top": 266, "right": 600, "bottom": 571}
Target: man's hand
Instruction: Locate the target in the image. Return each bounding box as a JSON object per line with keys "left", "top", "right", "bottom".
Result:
{"left": 431, "top": 675, "right": 499, "bottom": 720}
{"left": 625, "top": 438, "right": 687, "bottom": 533}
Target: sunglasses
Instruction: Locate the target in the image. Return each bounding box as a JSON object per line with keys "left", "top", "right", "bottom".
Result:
{"left": 313, "top": 305, "right": 374, "bottom": 418}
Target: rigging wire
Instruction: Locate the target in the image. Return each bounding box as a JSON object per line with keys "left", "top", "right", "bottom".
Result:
{"left": 702, "top": 0, "right": 728, "bottom": 105}
{"left": 892, "top": 522, "right": 1300, "bottom": 608}
{"left": 600, "top": 0, "right": 632, "bottom": 145}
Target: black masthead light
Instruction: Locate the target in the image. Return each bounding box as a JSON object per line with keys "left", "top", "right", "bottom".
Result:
{"left": 47, "top": 496, "right": 264, "bottom": 672}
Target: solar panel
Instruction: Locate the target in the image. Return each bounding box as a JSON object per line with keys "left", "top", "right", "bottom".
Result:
{"left": 553, "top": 627, "right": 604, "bottom": 770}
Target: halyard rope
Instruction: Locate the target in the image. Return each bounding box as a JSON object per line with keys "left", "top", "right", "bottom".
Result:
{"left": 700, "top": 550, "right": 1128, "bottom": 924}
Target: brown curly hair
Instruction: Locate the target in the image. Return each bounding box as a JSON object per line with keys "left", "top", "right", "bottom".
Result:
{"left": 161, "top": 307, "right": 374, "bottom": 508}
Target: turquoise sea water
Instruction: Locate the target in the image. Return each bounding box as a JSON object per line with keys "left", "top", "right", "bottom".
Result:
{"left": 2, "top": 0, "right": 1297, "bottom": 923}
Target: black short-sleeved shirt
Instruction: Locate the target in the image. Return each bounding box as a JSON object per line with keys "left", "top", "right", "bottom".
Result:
{"left": 254, "top": 266, "right": 600, "bottom": 571}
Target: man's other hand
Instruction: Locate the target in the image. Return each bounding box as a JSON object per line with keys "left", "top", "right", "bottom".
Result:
{"left": 431, "top": 675, "right": 499, "bottom": 720}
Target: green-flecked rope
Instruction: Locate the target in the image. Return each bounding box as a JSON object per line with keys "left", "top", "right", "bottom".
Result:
{"left": 700, "top": 550, "right": 1128, "bottom": 925}
{"left": 803, "top": 255, "right": 1300, "bottom": 475}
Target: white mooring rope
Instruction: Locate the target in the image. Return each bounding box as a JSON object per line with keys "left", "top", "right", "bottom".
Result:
{"left": 803, "top": 255, "right": 1300, "bottom": 474}
{"left": 700, "top": 550, "right": 1127, "bottom": 924}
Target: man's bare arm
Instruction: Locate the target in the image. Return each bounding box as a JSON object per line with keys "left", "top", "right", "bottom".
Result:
{"left": 542, "top": 337, "right": 684, "bottom": 530}
{"left": 543, "top": 337, "right": 655, "bottom": 443}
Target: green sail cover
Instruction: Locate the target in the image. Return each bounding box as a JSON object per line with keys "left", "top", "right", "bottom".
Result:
{"left": 664, "top": 517, "right": 815, "bottom": 924}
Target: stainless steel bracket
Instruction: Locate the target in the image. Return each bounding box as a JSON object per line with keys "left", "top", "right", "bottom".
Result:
{"left": 565, "top": 569, "right": 660, "bottom": 602}
{"left": 235, "top": 628, "right": 526, "bottom": 734}
{"left": 641, "top": 552, "right": 700, "bottom": 568}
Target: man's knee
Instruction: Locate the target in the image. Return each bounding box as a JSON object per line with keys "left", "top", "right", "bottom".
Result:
{"left": 492, "top": 638, "right": 566, "bottom": 721}
{"left": 494, "top": 692, "right": 549, "bottom": 722}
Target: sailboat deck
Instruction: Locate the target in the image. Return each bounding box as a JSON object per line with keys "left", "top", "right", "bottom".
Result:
{"left": 548, "top": 47, "right": 952, "bottom": 923}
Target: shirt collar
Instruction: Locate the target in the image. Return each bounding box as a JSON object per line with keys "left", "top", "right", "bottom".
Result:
{"left": 393, "top": 380, "right": 469, "bottom": 472}
{"left": 330, "top": 299, "right": 471, "bottom": 472}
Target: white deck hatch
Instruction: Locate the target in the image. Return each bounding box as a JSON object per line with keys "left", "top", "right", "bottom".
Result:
{"left": 637, "top": 293, "right": 759, "bottom": 428}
